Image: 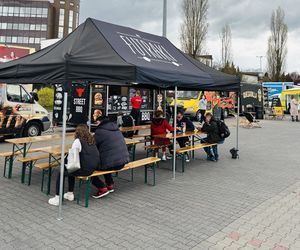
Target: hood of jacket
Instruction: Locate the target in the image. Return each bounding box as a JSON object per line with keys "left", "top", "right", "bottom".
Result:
{"left": 97, "top": 120, "right": 119, "bottom": 131}
{"left": 152, "top": 117, "right": 164, "bottom": 126}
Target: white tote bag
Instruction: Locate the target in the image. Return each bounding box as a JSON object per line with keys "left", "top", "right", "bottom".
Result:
{"left": 66, "top": 148, "right": 81, "bottom": 173}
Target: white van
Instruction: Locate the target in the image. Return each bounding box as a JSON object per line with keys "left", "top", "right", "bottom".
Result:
{"left": 0, "top": 83, "right": 50, "bottom": 137}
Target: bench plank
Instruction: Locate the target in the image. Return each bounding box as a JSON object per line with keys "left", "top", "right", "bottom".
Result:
{"left": 17, "top": 154, "right": 50, "bottom": 163}
{"left": 35, "top": 161, "right": 60, "bottom": 170}
{"left": 176, "top": 143, "right": 217, "bottom": 154}
{"left": 77, "top": 157, "right": 161, "bottom": 179}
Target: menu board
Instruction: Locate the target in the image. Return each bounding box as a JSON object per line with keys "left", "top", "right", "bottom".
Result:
{"left": 91, "top": 84, "right": 106, "bottom": 123}
{"left": 69, "top": 83, "right": 89, "bottom": 124}
{"left": 52, "top": 84, "right": 64, "bottom": 123}
{"left": 108, "top": 95, "right": 128, "bottom": 112}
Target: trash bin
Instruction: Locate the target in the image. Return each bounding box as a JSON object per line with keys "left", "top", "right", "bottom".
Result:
{"left": 255, "top": 106, "right": 264, "bottom": 119}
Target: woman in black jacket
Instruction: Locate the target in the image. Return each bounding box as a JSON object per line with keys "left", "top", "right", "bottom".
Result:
{"left": 92, "top": 116, "right": 129, "bottom": 198}
{"left": 200, "top": 113, "right": 220, "bottom": 161}
{"left": 49, "top": 124, "right": 100, "bottom": 206}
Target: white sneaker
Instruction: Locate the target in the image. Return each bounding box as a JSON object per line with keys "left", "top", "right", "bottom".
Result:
{"left": 64, "top": 192, "right": 74, "bottom": 201}
{"left": 48, "top": 195, "right": 60, "bottom": 206}
{"left": 162, "top": 155, "right": 167, "bottom": 161}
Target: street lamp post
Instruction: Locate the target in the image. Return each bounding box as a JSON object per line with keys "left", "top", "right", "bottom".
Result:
{"left": 162, "top": 0, "right": 167, "bottom": 37}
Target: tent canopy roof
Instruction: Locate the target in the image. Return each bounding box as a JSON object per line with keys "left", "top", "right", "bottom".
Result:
{"left": 0, "top": 18, "right": 240, "bottom": 91}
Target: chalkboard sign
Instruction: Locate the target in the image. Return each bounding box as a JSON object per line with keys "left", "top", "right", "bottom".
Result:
{"left": 69, "top": 83, "right": 89, "bottom": 124}
{"left": 52, "top": 84, "right": 64, "bottom": 123}
{"left": 91, "top": 84, "right": 106, "bottom": 123}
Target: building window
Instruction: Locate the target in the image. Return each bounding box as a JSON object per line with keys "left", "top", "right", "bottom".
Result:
{"left": 69, "top": 10, "right": 74, "bottom": 28}
{"left": 20, "top": 7, "right": 25, "bottom": 17}
{"left": 23, "top": 37, "right": 29, "bottom": 43}
{"left": 29, "top": 37, "right": 34, "bottom": 44}
{"left": 13, "top": 7, "right": 20, "bottom": 16}
{"left": 13, "top": 23, "right": 19, "bottom": 30}
{"left": 42, "top": 8, "right": 48, "bottom": 17}
{"left": 58, "top": 26, "right": 64, "bottom": 38}
{"left": 41, "top": 24, "right": 47, "bottom": 31}
{"left": 8, "top": 7, "right": 14, "bottom": 16}
{"left": 30, "top": 24, "right": 35, "bottom": 31}
{"left": 59, "top": 9, "right": 65, "bottom": 26}
{"left": 0, "top": 36, "right": 5, "bottom": 43}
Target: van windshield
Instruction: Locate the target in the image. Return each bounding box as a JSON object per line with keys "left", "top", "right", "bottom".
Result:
{"left": 177, "top": 91, "right": 199, "bottom": 100}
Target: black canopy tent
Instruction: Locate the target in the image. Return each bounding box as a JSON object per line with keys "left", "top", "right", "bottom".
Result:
{"left": 0, "top": 18, "right": 240, "bottom": 219}
{"left": 0, "top": 18, "right": 215, "bottom": 87}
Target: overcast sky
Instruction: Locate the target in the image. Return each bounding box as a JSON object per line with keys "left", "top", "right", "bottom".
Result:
{"left": 80, "top": 0, "right": 300, "bottom": 73}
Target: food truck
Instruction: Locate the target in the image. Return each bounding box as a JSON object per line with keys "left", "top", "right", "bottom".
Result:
{"left": 280, "top": 88, "right": 300, "bottom": 113}
{"left": 169, "top": 90, "right": 235, "bottom": 121}
{"left": 52, "top": 83, "right": 161, "bottom": 127}
{"left": 240, "top": 82, "right": 263, "bottom": 116}
{"left": 0, "top": 84, "right": 50, "bottom": 137}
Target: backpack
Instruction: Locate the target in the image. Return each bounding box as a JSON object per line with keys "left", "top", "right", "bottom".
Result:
{"left": 122, "top": 115, "right": 135, "bottom": 138}
{"left": 216, "top": 120, "right": 230, "bottom": 140}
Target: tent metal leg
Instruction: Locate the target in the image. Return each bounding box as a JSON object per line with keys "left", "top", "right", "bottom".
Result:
{"left": 57, "top": 92, "right": 68, "bottom": 220}
{"left": 172, "top": 86, "right": 177, "bottom": 179}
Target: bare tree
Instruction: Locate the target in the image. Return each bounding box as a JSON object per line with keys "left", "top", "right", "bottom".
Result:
{"left": 220, "top": 24, "right": 232, "bottom": 67}
{"left": 267, "top": 7, "right": 288, "bottom": 81}
{"left": 180, "top": 0, "right": 209, "bottom": 58}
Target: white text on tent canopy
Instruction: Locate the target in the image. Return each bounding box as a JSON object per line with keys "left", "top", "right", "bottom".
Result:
{"left": 119, "top": 33, "right": 179, "bottom": 65}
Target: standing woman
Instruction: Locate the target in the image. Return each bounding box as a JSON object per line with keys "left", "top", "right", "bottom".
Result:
{"left": 198, "top": 94, "right": 207, "bottom": 123}
{"left": 130, "top": 90, "right": 142, "bottom": 131}
{"left": 290, "top": 95, "right": 299, "bottom": 122}
{"left": 48, "top": 124, "right": 100, "bottom": 206}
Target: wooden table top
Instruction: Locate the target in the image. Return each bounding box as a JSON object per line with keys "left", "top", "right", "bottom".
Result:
{"left": 124, "top": 138, "right": 142, "bottom": 145}
{"left": 152, "top": 130, "right": 205, "bottom": 139}
{"left": 119, "top": 125, "right": 150, "bottom": 132}
{"left": 34, "top": 138, "right": 140, "bottom": 155}
{"left": 5, "top": 133, "right": 74, "bottom": 145}
{"left": 35, "top": 144, "right": 72, "bottom": 155}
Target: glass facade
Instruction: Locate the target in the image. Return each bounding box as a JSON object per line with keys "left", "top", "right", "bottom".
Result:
{"left": 0, "top": 0, "right": 80, "bottom": 49}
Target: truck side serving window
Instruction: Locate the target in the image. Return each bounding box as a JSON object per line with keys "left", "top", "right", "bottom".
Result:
{"left": 6, "top": 84, "right": 21, "bottom": 102}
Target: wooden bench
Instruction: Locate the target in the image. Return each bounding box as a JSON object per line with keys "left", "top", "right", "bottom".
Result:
{"left": 0, "top": 151, "right": 23, "bottom": 179}
{"left": 176, "top": 143, "right": 217, "bottom": 172}
{"left": 35, "top": 161, "right": 60, "bottom": 195}
{"left": 76, "top": 157, "right": 161, "bottom": 207}
{"left": 0, "top": 146, "right": 59, "bottom": 179}
{"left": 17, "top": 154, "right": 50, "bottom": 185}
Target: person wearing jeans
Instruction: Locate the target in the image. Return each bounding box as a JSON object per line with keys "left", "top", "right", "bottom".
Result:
{"left": 198, "top": 94, "right": 207, "bottom": 123}
{"left": 200, "top": 112, "right": 221, "bottom": 161}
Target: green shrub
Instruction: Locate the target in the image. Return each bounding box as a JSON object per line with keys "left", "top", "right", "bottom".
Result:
{"left": 37, "top": 87, "right": 54, "bottom": 109}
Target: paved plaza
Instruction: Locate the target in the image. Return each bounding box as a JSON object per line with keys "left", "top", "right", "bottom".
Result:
{"left": 0, "top": 118, "right": 299, "bottom": 250}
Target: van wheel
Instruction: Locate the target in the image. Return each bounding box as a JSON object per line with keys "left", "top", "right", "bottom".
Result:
{"left": 23, "top": 122, "right": 41, "bottom": 137}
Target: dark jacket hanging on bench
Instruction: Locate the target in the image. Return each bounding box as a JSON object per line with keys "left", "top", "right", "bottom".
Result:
{"left": 94, "top": 120, "right": 129, "bottom": 170}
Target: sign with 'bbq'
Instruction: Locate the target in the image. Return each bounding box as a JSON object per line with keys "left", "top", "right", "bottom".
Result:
{"left": 69, "top": 83, "right": 89, "bottom": 124}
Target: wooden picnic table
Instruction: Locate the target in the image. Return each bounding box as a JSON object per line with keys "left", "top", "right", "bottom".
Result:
{"left": 152, "top": 130, "right": 205, "bottom": 139}
{"left": 152, "top": 130, "right": 206, "bottom": 161}
{"left": 119, "top": 125, "right": 150, "bottom": 132}
{"left": 4, "top": 133, "right": 74, "bottom": 174}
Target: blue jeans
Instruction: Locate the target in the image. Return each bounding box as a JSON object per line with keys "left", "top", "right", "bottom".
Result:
{"left": 201, "top": 138, "right": 218, "bottom": 160}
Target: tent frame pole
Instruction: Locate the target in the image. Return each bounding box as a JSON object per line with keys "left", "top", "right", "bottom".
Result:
{"left": 236, "top": 93, "right": 240, "bottom": 151}
{"left": 88, "top": 84, "right": 92, "bottom": 132}
{"left": 57, "top": 91, "right": 68, "bottom": 220}
{"left": 172, "top": 86, "right": 177, "bottom": 179}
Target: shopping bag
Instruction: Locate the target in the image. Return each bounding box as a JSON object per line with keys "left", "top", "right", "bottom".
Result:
{"left": 66, "top": 148, "right": 81, "bottom": 173}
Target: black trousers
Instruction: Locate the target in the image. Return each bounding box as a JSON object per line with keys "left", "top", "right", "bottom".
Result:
{"left": 130, "top": 108, "right": 140, "bottom": 135}
{"left": 177, "top": 137, "right": 189, "bottom": 148}
{"left": 200, "top": 109, "right": 206, "bottom": 123}
{"left": 55, "top": 168, "right": 94, "bottom": 195}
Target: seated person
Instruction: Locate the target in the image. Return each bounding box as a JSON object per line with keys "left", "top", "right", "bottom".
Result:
{"left": 48, "top": 124, "right": 100, "bottom": 206}
{"left": 92, "top": 116, "right": 130, "bottom": 198}
{"left": 200, "top": 112, "right": 220, "bottom": 161}
{"left": 151, "top": 110, "right": 174, "bottom": 161}
{"left": 176, "top": 110, "right": 195, "bottom": 162}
